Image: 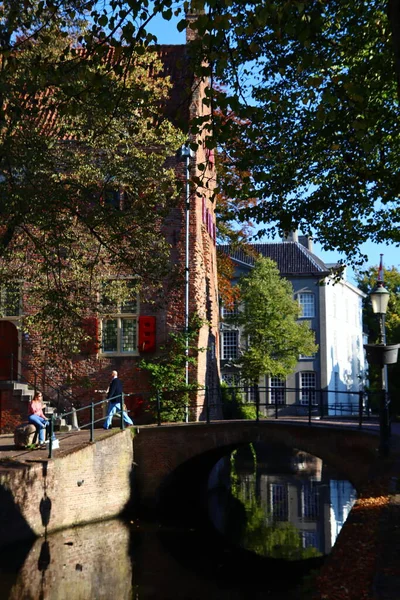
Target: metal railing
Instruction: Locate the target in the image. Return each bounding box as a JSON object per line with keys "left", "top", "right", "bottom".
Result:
{"left": 128, "top": 385, "right": 379, "bottom": 429}
{"left": 3, "top": 353, "right": 76, "bottom": 413}
{"left": 42, "top": 385, "right": 383, "bottom": 458}
{"left": 47, "top": 392, "right": 135, "bottom": 458}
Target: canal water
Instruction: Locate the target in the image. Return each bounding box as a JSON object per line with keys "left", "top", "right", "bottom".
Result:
{"left": 0, "top": 443, "right": 356, "bottom": 599}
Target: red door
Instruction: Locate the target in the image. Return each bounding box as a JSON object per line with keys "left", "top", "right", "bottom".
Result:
{"left": 0, "top": 321, "right": 18, "bottom": 380}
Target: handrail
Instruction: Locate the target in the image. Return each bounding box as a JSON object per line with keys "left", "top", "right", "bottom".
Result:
{"left": 44, "top": 385, "right": 379, "bottom": 458}
{"left": 3, "top": 353, "right": 76, "bottom": 413}
{"left": 48, "top": 392, "right": 135, "bottom": 458}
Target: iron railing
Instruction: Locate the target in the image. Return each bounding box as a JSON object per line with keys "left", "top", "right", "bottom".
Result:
{"left": 129, "top": 385, "right": 380, "bottom": 429}
{"left": 0, "top": 353, "right": 76, "bottom": 415}
{"left": 48, "top": 392, "right": 135, "bottom": 458}
{"left": 40, "top": 384, "right": 384, "bottom": 458}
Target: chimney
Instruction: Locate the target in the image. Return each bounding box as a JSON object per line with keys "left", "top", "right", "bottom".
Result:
{"left": 284, "top": 230, "right": 298, "bottom": 243}
{"left": 186, "top": 8, "right": 202, "bottom": 43}
{"left": 298, "top": 235, "right": 314, "bottom": 252}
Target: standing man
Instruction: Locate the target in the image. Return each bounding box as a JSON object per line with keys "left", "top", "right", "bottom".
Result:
{"left": 103, "top": 370, "right": 134, "bottom": 430}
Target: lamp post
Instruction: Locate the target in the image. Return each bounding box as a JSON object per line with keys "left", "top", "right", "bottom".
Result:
{"left": 177, "top": 143, "right": 192, "bottom": 422}
{"left": 370, "top": 280, "right": 391, "bottom": 457}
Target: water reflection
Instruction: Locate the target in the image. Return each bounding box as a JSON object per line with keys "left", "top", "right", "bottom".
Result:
{"left": 2, "top": 444, "right": 357, "bottom": 599}
{"left": 208, "top": 443, "right": 356, "bottom": 561}
{"left": 8, "top": 519, "right": 132, "bottom": 600}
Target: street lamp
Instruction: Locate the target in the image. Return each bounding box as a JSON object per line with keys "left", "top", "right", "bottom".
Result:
{"left": 364, "top": 256, "right": 399, "bottom": 457}
{"left": 370, "top": 282, "right": 390, "bottom": 345}
{"left": 370, "top": 280, "right": 391, "bottom": 457}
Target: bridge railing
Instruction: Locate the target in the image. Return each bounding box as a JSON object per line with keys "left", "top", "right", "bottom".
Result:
{"left": 136, "top": 385, "right": 380, "bottom": 429}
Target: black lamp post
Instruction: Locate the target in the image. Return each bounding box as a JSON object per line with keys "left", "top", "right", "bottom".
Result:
{"left": 364, "top": 280, "right": 399, "bottom": 457}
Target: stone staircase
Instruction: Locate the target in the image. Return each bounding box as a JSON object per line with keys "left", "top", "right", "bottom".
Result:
{"left": 0, "top": 380, "right": 74, "bottom": 431}
{"left": 0, "top": 380, "right": 57, "bottom": 416}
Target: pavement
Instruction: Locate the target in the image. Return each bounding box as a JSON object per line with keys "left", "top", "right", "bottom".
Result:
{"left": 0, "top": 427, "right": 123, "bottom": 463}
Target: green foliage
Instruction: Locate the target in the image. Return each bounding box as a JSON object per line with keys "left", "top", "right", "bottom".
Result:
{"left": 4, "top": 1, "right": 400, "bottom": 271}
{"left": 230, "top": 256, "right": 317, "bottom": 383}
{"left": 140, "top": 315, "right": 205, "bottom": 422}
{"left": 183, "top": 1, "right": 400, "bottom": 263}
{"left": 220, "top": 382, "right": 258, "bottom": 420}
{"left": 0, "top": 7, "right": 185, "bottom": 362}
{"left": 228, "top": 447, "right": 322, "bottom": 560}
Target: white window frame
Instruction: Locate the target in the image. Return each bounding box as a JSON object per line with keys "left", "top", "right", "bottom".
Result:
{"left": 221, "top": 372, "right": 241, "bottom": 387}
{"left": 269, "top": 483, "right": 289, "bottom": 521}
{"left": 298, "top": 293, "right": 315, "bottom": 318}
{"left": 299, "top": 372, "right": 317, "bottom": 406}
{"left": 268, "top": 377, "right": 285, "bottom": 405}
{"left": 221, "top": 330, "right": 239, "bottom": 360}
{"left": 100, "top": 280, "right": 139, "bottom": 356}
{"left": 221, "top": 303, "right": 239, "bottom": 319}
{"left": 300, "top": 482, "right": 319, "bottom": 520}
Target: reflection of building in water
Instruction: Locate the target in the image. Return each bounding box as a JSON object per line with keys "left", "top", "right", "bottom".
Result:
{"left": 252, "top": 450, "right": 355, "bottom": 556}
{"left": 258, "top": 474, "right": 332, "bottom": 555}
{"left": 329, "top": 480, "right": 357, "bottom": 548}
{"left": 9, "top": 519, "right": 132, "bottom": 600}
{"left": 208, "top": 445, "right": 357, "bottom": 558}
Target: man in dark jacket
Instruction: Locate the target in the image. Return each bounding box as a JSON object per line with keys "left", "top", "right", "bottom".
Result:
{"left": 103, "top": 370, "right": 133, "bottom": 429}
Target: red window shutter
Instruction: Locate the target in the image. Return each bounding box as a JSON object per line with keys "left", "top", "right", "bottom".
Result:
{"left": 80, "top": 317, "right": 99, "bottom": 354}
{"left": 138, "top": 316, "right": 156, "bottom": 353}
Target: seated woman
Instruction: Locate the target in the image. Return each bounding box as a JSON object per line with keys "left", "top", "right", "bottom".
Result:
{"left": 28, "top": 391, "right": 49, "bottom": 446}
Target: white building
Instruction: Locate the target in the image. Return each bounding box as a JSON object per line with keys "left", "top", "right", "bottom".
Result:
{"left": 219, "top": 234, "right": 367, "bottom": 416}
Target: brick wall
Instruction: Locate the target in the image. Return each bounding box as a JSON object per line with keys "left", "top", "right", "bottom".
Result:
{"left": 0, "top": 389, "right": 26, "bottom": 433}
{"left": 0, "top": 429, "right": 133, "bottom": 548}
{"left": 1, "top": 36, "right": 221, "bottom": 426}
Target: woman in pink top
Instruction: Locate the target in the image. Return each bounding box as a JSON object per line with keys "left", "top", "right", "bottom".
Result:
{"left": 28, "top": 392, "right": 48, "bottom": 445}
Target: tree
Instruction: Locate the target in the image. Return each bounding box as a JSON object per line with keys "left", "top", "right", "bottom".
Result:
{"left": 229, "top": 256, "right": 317, "bottom": 383}
{"left": 6, "top": 2, "right": 400, "bottom": 265}
{"left": 0, "top": 8, "right": 185, "bottom": 360}
{"left": 178, "top": 2, "right": 400, "bottom": 263}
{"left": 356, "top": 265, "right": 400, "bottom": 414}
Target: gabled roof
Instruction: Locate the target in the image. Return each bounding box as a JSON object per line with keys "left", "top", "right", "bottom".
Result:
{"left": 218, "top": 242, "right": 333, "bottom": 277}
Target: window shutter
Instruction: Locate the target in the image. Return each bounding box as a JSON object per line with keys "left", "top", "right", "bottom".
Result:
{"left": 80, "top": 317, "right": 99, "bottom": 354}
{"left": 138, "top": 316, "right": 156, "bottom": 352}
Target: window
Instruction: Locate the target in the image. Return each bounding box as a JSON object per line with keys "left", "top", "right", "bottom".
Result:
{"left": 300, "top": 482, "right": 319, "bottom": 520}
{"left": 269, "top": 377, "right": 285, "bottom": 405}
{"left": 269, "top": 483, "right": 288, "bottom": 521}
{"left": 222, "top": 373, "right": 241, "bottom": 387}
{"left": 302, "top": 531, "right": 318, "bottom": 549}
{"left": 298, "top": 293, "right": 315, "bottom": 318}
{"left": 222, "top": 303, "right": 239, "bottom": 319}
{"left": 104, "top": 188, "right": 122, "bottom": 210}
{"left": 0, "top": 285, "right": 20, "bottom": 317}
{"left": 100, "top": 280, "right": 138, "bottom": 354}
{"left": 300, "top": 372, "right": 317, "bottom": 406}
{"left": 221, "top": 330, "right": 239, "bottom": 360}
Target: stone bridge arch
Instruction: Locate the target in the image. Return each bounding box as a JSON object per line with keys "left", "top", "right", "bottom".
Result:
{"left": 133, "top": 421, "right": 379, "bottom": 511}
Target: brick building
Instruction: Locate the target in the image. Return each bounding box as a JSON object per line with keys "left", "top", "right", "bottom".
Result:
{"left": 0, "top": 26, "right": 220, "bottom": 431}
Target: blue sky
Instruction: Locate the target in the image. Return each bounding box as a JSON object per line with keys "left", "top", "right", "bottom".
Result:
{"left": 149, "top": 17, "right": 400, "bottom": 281}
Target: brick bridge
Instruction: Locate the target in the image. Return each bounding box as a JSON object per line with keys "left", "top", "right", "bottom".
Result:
{"left": 133, "top": 420, "right": 380, "bottom": 511}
